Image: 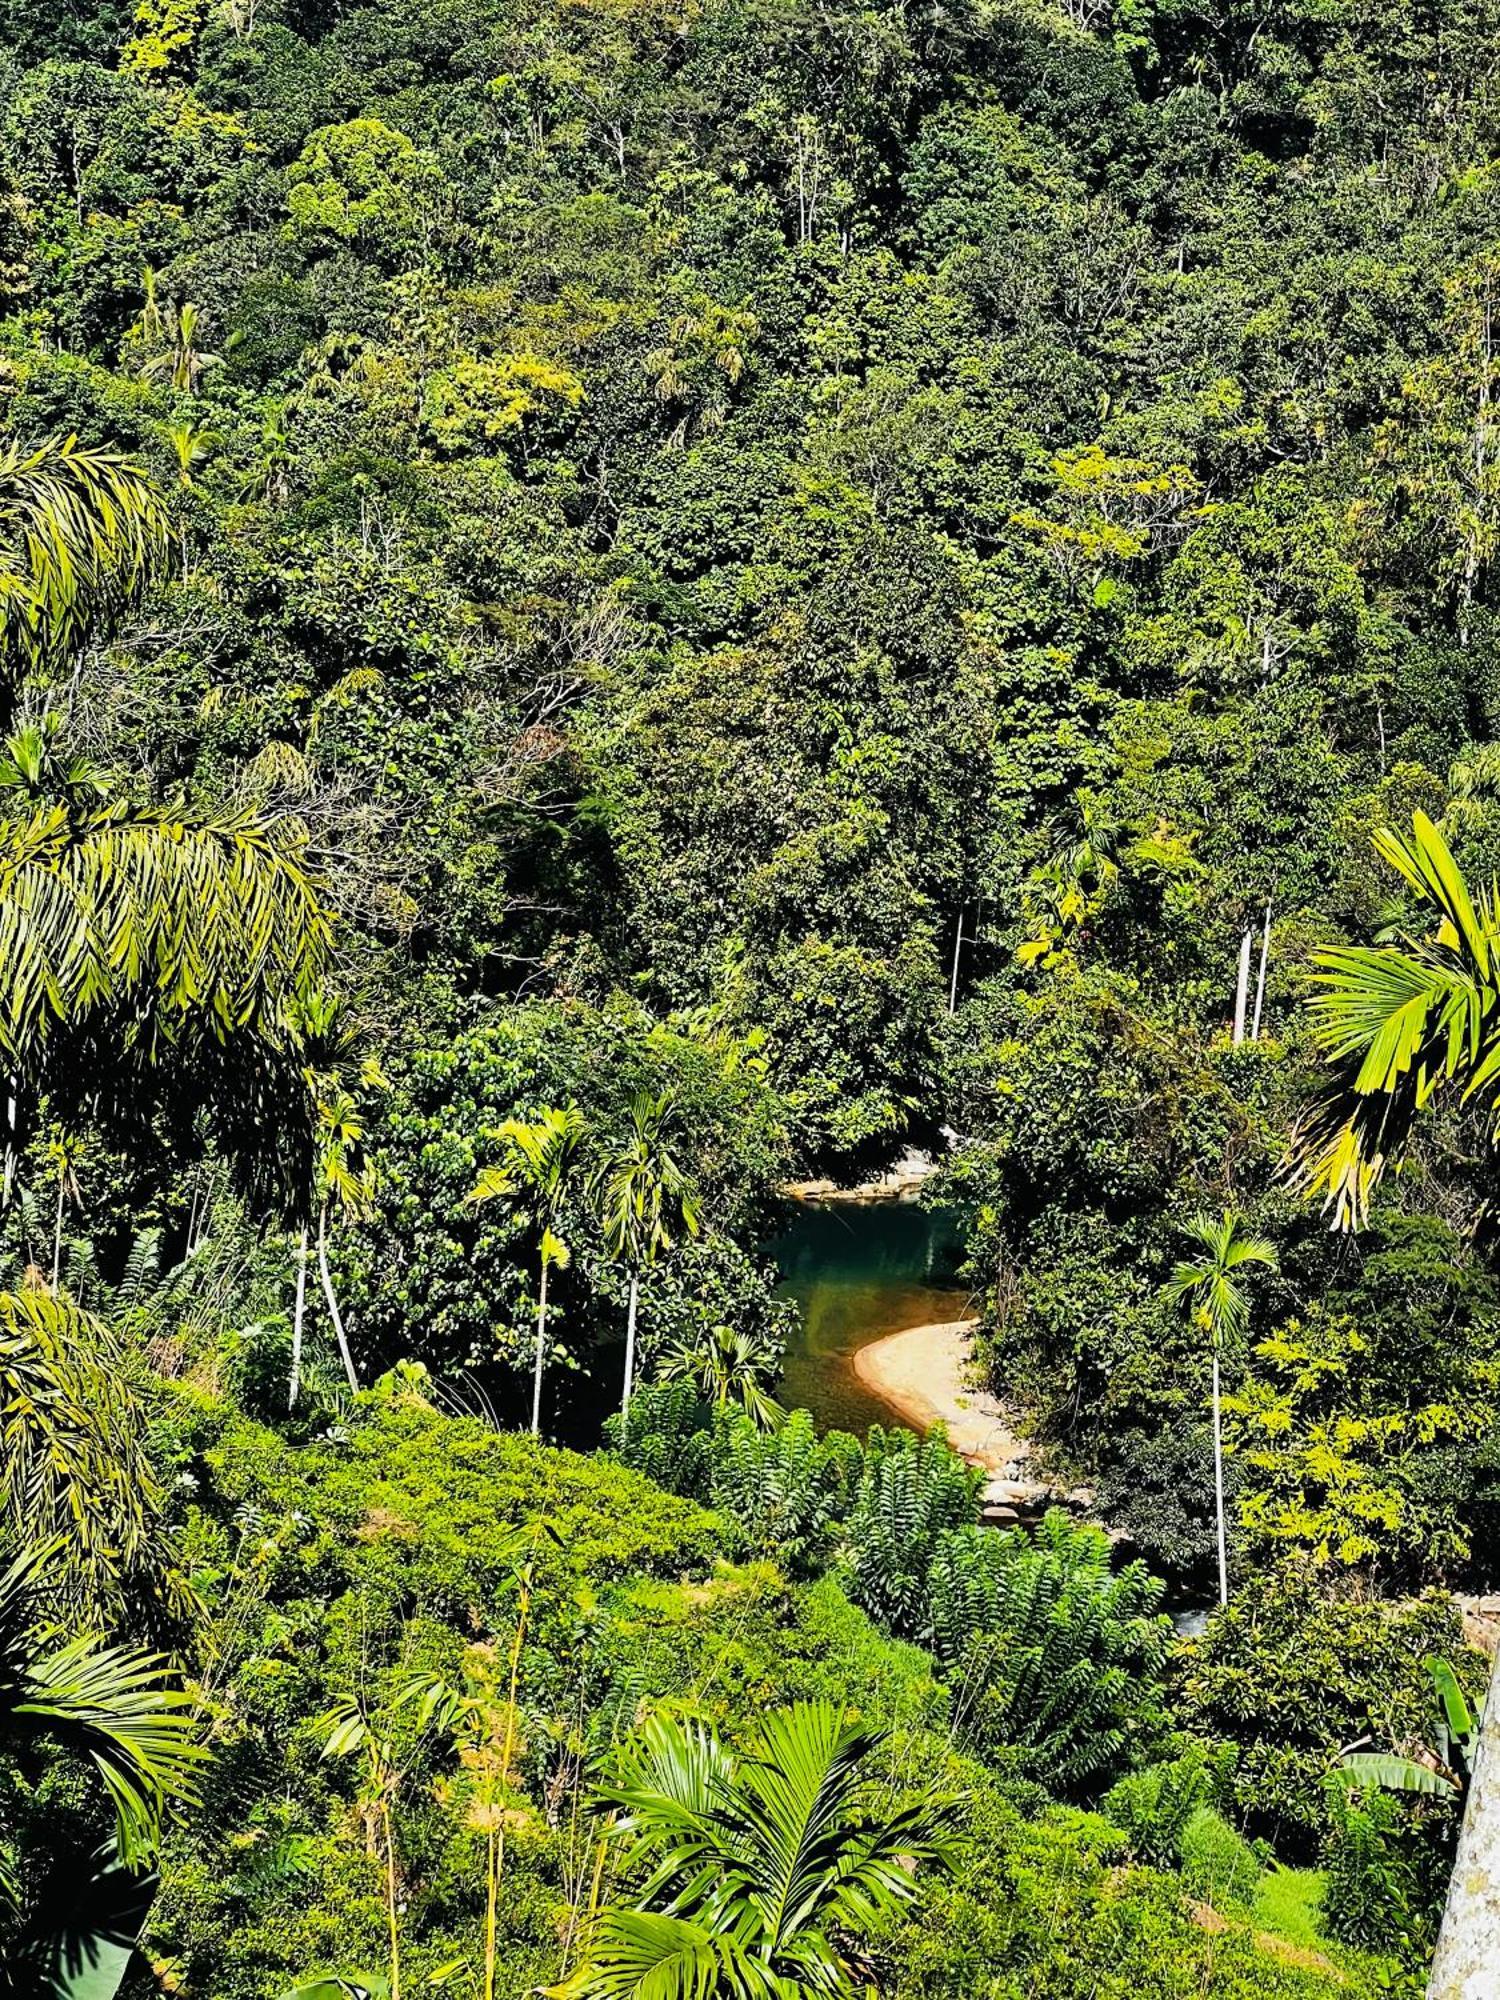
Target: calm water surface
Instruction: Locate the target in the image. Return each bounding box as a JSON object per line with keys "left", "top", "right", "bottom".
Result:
{"left": 766, "top": 1199, "right": 969, "bottom": 1435}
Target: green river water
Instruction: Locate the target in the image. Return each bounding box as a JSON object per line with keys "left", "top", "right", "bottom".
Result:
{"left": 767, "top": 1198, "right": 969, "bottom": 1435}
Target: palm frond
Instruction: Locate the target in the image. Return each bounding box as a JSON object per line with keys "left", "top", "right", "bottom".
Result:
{"left": 551, "top": 1909, "right": 781, "bottom": 2000}
{"left": 0, "top": 437, "right": 168, "bottom": 698}
{"left": 0, "top": 1541, "right": 203, "bottom": 1865}
{"left": 1292, "top": 812, "right": 1500, "bottom": 1227}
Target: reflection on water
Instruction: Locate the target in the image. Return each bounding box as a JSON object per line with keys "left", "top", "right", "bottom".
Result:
{"left": 766, "top": 1199, "right": 969, "bottom": 1436}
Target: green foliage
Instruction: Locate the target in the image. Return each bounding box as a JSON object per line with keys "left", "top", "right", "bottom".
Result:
{"left": 561, "top": 1700, "right": 960, "bottom": 1999}
{"left": 1103, "top": 1746, "right": 1226, "bottom": 1872}
{"left": 1321, "top": 1776, "right": 1418, "bottom": 1953}
{"left": 1176, "top": 1563, "right": 1483, "bottom": 1854}
{"left": 711, "top": 1409, "right": 862, "bottom": 1576}
{"left": 930, "top": 1512, "right": 1172, "bottom": 1791}
{"left": 839, "top": 1426, "right": 983, "bottom": 1640}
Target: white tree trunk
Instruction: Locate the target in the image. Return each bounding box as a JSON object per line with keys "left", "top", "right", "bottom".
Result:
{"left": 622, "top": 1272, "right": 639, "bottom": 1428}
{"left": 317, "top": 1206, "right": 359, "bottom": 1393}
{"left": 948, "top": 910, "right": 964, "bottom": 1015}
{"left": 1232, "top": 929, "right": 1253, "bottom": 1045}
{"left": 530, "top": 1259, "right": 549, "bottom": 1436}
{"left": 1429, "top": 1645, "right": 1500, "bottom": 1997}
{"left": 1212, "top": 1350, "right": 1228, "bottom": 1608}
{"left": 289, "top": 1225, "right": 308, "bottom": 1409}
{"left": 52, "top": 1166, "right": 65, "bottom": 1289}
{"left": 1251, "top": 903, "right": 1272, "bottom": 1042}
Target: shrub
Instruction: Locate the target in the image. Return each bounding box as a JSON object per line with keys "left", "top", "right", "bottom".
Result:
{"left": 1180, "top": 1806, "right": 1262, "bottom": 1909}
{"left": 839, "top": 1426, "right": 982, "bottom": 1637}
{"left": 1103, "top": 1746, "right": 1223, "bottom": 1869}
{"left": 712, "top": 1409, "right": 863, "bottom": 1574}
{"left": 930, "top": 1510, "right": 1172, "bottom": 1790}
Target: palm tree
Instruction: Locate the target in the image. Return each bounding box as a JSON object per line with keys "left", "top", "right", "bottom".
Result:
{"left": 1166, "top": 1210, "right": 1277, "bottom": 1609}
{"left": 468, "top": 1106, "right": 586, "bottom": 1435}
{"left": 555, "top": 1699, "right": 958, "bottom": 1999}
{"left": 593, "top": 1092, "right": 699, "bottom": 1430}
{"left": 0, "top": 432, "right": 332, "bottom": 1224}
{"left": 659, "top": 1320, "right": 784, "bottom": 1431}
{"left": 0, "top": 435, "right": 166, "bottom": 709}
{"left": 1291, "top": 809, "right": 1500, "bottom": 1997}
{"left": 137, "top": 300, "right": 219, "bottom": 396}
{"left": 311, "top": 1088, "right": 376, "bottom": 1396}
{"left": 288, "top": 994, "right": 385, "bottom": 1404}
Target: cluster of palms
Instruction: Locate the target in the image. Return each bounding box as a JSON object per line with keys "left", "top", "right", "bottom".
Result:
{"left": 467, "top": 1090, "right": 702, "bottom": 1435}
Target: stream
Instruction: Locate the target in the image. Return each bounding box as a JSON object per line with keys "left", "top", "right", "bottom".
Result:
{"left": 766, "top": 1197, "right": 968, "bottom": 1435}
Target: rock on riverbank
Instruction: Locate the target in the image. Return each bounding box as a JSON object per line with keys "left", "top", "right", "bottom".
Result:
{"left": 850, "top": 1317, "right": 1087, "bottom": 1522}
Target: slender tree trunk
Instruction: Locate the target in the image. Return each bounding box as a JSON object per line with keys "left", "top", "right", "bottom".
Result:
{"left": 1212, "top": 1349, "right": 1228, "bottom": 1608}
{"left": 484, "top": 1825, "right": 499, "bottom": 2000}
{"left": 1429, "top": 1645, "right": 1500, "bottom": 1995}
{"left": 1232, "top": 928, "right": 1253, "bottom": 1044}
{"left": 948, "top": 910, "right": 964, "bottom": 1016}
{"left": 1251, "top": 903, "right": 1272, "bottom": 1042}
{"left": 317, "top": 1205, "right": 359, "bottom": 1393}
{"left": 52, "top": 1164, "right": 65, "bottom": 1289}
{"left": 381, "top": 1799, "right": 401, "bottom": 2000}
{"left": 3, "top": 1084, "right": 16, "bottom": 1208}
{"left": 621, "top": 1271, "right": 639, "bottom": 1429}
{"left": 530, "top": 1258, "right": 549, "bottom": 1436}
{"left": 289, "top": 1225, "right": 309, "bottom": 1409}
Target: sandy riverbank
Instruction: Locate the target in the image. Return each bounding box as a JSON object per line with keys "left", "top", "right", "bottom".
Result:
{"left": 851, "top": 1317, "right": 1030, "bottom": 1473}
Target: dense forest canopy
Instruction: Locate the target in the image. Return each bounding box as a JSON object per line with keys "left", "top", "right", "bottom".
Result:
{"left": 6, "top": 0, "right": 1500, "bottom": 1992}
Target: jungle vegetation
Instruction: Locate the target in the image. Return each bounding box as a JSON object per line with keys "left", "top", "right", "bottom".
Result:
{"left": 5, "top": 0, "right": 1500, "bottom": 1991}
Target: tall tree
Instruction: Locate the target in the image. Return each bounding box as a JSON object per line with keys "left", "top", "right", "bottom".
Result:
{"left": 1166, "top": 1210, "right": 1278, "bottom": 1609}
{"left": 1294, "top": 810, "right": 1500, "bottom": 1997}
{"left": 469, "top": 1106, "right": 586, "bottom": 1435}
{"left": 593, "top": 1092, "right": 699, "bottom": 1429}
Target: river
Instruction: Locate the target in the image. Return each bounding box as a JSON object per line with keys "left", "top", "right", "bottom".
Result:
{"left": 766, "top": 1197, "right": 969, "bottom": 1435}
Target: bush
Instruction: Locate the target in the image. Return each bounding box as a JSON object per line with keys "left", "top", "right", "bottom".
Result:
{"left": 1175, "top": 1561, "right": 1481, "bottom": 1852}
{"left": 839, "top": 1426, "right": 983, "bottom": 1637}
{"left": 930, "top": 1510, "right": 1173, "bottom": 1790}
{"left": 1180, "top": 1806, "right": 1262, "bottom": 1909}
{"left": 1103, "top": 1746, "right": 1224, "bottom": 1869}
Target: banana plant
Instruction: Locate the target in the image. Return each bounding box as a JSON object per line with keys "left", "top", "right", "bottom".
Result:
{"left": 1340, "top": 1657, "right": 1479, "bottom": 1799}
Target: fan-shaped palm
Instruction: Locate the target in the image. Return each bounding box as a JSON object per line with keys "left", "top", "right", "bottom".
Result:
{"left": 594, "top": 1093, "right": 699, "bottom": 1428}
{"left": 468, "top": 1106, "right": 586, "bottom": 1434}
{"left": 0, "top": 436, "right": 166, "bottom": 706}
{"left": 556, "top": 1699, "right": 958, "bottom": 1999}
{"left": 1166, "top": 1211, "right": 1277, "bottom": 1607}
